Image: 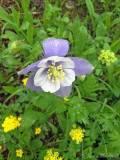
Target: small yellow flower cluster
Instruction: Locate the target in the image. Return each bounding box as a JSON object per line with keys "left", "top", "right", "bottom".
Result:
{"left": 44, "top": 150, "right": 62, "bottom": 160}
{"left": 69, "top": 125, "right": 85, "bottom": 144}
{"left": 2, "top": 115, "right": 21, "bottom": 133}
{"left": 22, "top": 78, "right": 28, "bottom": 86}
{"left": 0, "top": 146, "right": 2, "bottom": 150}
{"left": 35, "top": 127, "right": 41, "bottom": 135}
{"left": 98, "top": 50, "right": 117, "bottom": 65}
{"left": 16, "top": 149, "right": 23, "bottom": 158}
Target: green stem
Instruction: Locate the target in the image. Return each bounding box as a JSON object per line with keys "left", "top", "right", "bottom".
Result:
{"left": 100, "top": 98, "right": 107, "bottom": 112}
{"left": 82, "top": 141, "right": 84, "bottom": 160}
{"left": 74, "top": 85, "right": 82, "bottom": 100}
{"left": 96, "top": 122, "right": 108, "bottom": 155}
{"left": 13, "top": 0, "right": 21, "bottom": 11}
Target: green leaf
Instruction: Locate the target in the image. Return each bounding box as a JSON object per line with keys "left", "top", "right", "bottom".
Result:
{"left": 43, "top": 1, "right": 61, "bottom": 28}
{"left": 47, "top": 122, "right": 58, "bottom": 134}
{"left": 110, "top": 17, "right": 120, "bottom": 27}
{"left": 82, "top": 48, "right": 96, "bottom": 56}
{"left": 85, "top": 0, "right": 95, "bottom": 16}
{"left": 0, "top": 6, "right": 13, "bottom": 23}
{"left": 21, "top": 0, "right": 31, "bottom": 12}
{"left": 31, "top": 94, "right": 55, "bottom": 111}
{"left": 93, "top": 143, "right": 119, "bottom": 157}
{"left": 0, "top": 154, "right": 3, "bottom": 160}
{"left": 72, "top": 16, "right": 80, "bottom": 39}
{"left": 11, "top": 6, "right": 20, "bottom": 26}
{"left": 57, "top": 114, "right": 67, "bottom": 132}
{"left": 111, "top": 39, "right": 120, "bottom": 53}
{"left": 29, "top": 42, "right": 42, "bottom": 60}
{"left": 30, "top": 140, "right": 42, "bottom": 150}
{"left": 85, "top": 0, "right": 96, "bottom": 31}
{"left": 3, "top": 54, "right": 21, "bottom": 66}
{"left": 27, "top": 25, "right": 34, "bottom": 45}
{"left": 20, "top": 21, "right": 30, "bottom": 30}
{"left": 0, "top": 6, "right": 18, "bottom": 31}
{"left": 34, "top": 28, "right": 48, "bottom": 41}
{"left": 72, "top": 17, "right": 88, "bottom": 56}
{"left": 76, "top": 26, "right": 87, "bottom": 56}
{"left": 98, "top": 12, "right": 112, "bottom": 22}
{"left": 23, "top": 10, "right": 33, "bottom": 25}
{"left": 96, "top": 22, "right": 107, "bottom": 37}
{"left": 19, "top": 130, "right": 31, "bottom": 146}
{"left": 69, "top": 101, "right": 89, "bottom": 125}
{"left": 83, "top": 102, "right": 101, "bottom": 114}
{"left": 113, "top": 27, "right": 120, "bottom": 41}
{"left": 19, "top": 109, "right": 48, "bottom": 131}
{"left": 108, "top": 129, "right": 120, "bottom": 148}
{"left": 78, "top": 74, "right": 107, "bottom": 99}
{"left": 0, "top": 72, "right": 7, "bottom": 83}
{"left": 3, "top": 86, "right": 18, "bottom": 94}
{"left": 1, "top": 31, "right": 18, "bottom": 41}
{"left": 114, "top": 100, "right": 120, "bottom": 115}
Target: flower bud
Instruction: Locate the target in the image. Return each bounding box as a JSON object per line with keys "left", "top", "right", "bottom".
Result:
{"left": 10, "top": 40, "right": 23, "bottom": 54}
{"left": 78, "top": 75, "right": 86, "bottom": 81}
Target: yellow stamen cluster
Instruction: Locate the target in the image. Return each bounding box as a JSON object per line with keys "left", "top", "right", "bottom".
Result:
{"left": 44, "top": 150, "right": 62, "bottom": 160}
{"left": 69, "top": 126, "right": 85, "bottom": 144}
{"left": 0, "top": 146, "right": 2, "bottom": 150}
{"left": 16, "top": 149, "right": 23, "bottom": 158}
{"left": 2, "top": 116, "right": 21, "bottom": 133}
{"left": 47, "top": 63, "right": 65, "bottom": 83}
{"left": 35, "top": 127, "right": 41, "bottom": 135}
{"left": 98, "top": 50, "right": 117, "bottom": 65}
{"left": 22, "top": 78, "right": 28, "bottom": 86}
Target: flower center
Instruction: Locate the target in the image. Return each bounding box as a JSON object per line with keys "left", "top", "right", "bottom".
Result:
{"left": 47, "top": 62, "right": 65, "bottom": 83}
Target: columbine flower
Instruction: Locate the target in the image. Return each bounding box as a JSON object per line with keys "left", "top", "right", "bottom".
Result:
{"left": 22, "top": 78, "right": 28, "bottom": 86}
{"left": 35, "top": 127, "right": 41, "bottom": 135}
{"left": 69, "top": 126, "right": 85, "bottom": 144}
{"left": 2, "top": 115, "right": 21, "bottom": 132}
{"left": 18, "top": 39, "right": 93, "bottom": 97}
{"left": 16, "top": 149, "right": 23, "bottom": 158}
{"left": 44, "top": 150, "right": 62, "bottom": 160}
{"left": 98, "top": 50, "right": 117, "bottom": 65}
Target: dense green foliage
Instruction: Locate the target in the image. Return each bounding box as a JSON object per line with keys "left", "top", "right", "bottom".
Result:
{"left": 0, "top": 0, "right": 120, "bottom": 159}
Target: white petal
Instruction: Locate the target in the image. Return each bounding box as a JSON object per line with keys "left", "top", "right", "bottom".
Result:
{"left": 60, "top": 69, "right": 75, "bottom": 87}
{"left": 41, "top": 79, "right": 60, "bottom": 93}
{"left": 60, "top": 60, "right": 74, "bottom": 69}
{"left": 34, "top": 68, "right": 48, "bottom": 87}
{"left": 37, "top": 59, "right": 48, "bottom": 68}
{"left": 37, "top": 56, "right": 75, "bottom": 68}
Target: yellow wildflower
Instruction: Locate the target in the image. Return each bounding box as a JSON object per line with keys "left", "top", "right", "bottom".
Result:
{"left": 69, "top": 126, "right": 85, "bottom": 144}
{"left": 35, "top": 127, "right": 41, "bottom": 135}
{"left": 18, "top": 110, "right": 22, "bottom": 113}
{"left": 16, "top": 149, "right": 23, "bottom": 158}
{"left": 2, "top": 115, "right": 21, "bottom": 133}
{"left": 0, "top": 146, "right": 2, "bottom": 150}
{"left": 64, "top": 98, "right": 69, "bottom": 102}
{"left": 22, "top": 78, "right": 28, "bottom": 86}
{"left": 56, "top": 139, "right": 59, "bottom": 142}
{"left": 44, "top": 150, "right": 62, "bottom": 160}
{"left": 98, "top": 50, "right": 117, "bottom": 65}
